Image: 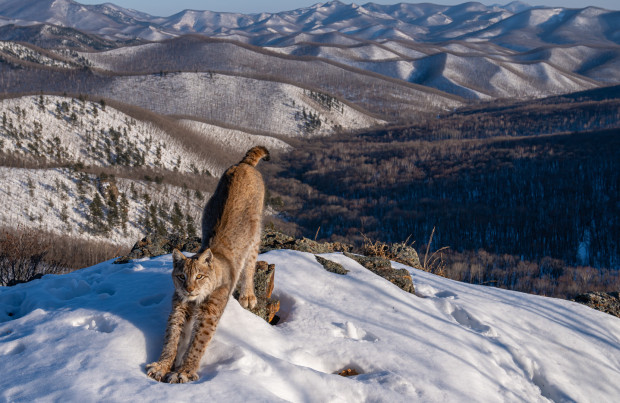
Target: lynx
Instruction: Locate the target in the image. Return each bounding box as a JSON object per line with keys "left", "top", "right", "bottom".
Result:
{"left": 146, "top": 146, "right": 270, "bottom": 383}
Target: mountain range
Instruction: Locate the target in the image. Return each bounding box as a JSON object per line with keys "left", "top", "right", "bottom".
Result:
{"left": 1, "top": 0, "right": 618, "bottom": 48}
{"left": 0, "top": 0, "right": 618, "bottom": 103}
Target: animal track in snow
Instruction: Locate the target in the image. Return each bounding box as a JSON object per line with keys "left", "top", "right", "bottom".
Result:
{"left": 414, "top": 284, "right": 457, "bottom": 299}
{"left": 95, "top": 284, "right": 116, "bottom": 298}
{"left": 450, "top": 307, "right": 497, "bottom": 336}
{"left": 46, "top": 278, "right": 91, "bottom": 300}
{"left": 0, "top": 292, "right": 26, "bottom": 321}
{"left": 0, "top": 328, "right": 13, "bottom": 338}
{"left": 333, "top": 321, "right": 379, "bottom": 342}
{"left": 72, "top": 315, "right": 117, "bottom": 333}
{"left": 139, "top": 293, "right": 166, "bottom": 306}
{"left": 434, "top": 290, "right": 457, "bottom": 299}
{"left": 502, "top": 344, "right": 568, "bottom": 402}
{"left": 434, "top": 299, "right": 497, "bottom": 337}
{"left": 2, "top": 342, "right": 26, "bottom": 356}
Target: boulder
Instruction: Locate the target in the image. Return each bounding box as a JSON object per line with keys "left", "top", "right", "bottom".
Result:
{"left": 389, "top": 242, "right": 421, "bottom": 269}
{"left": 261, "top": 228, "right": 352, "bottom": 254}
{"left": 234, "top": 261, "right": 280, "bottom": 323}
{"left": 573, "top": 291, "right": 620, "bottom": 318}
{"left": 315, "top": 255, "right": 348, "bottom": 275}
{"left": 114, "top": 234, "right": 200, "bottom": 264}
{"left": 343, "top": 252, "right": 415, "bottom": 294}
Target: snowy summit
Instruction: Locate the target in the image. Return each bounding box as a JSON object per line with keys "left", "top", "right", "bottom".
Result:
{"left": 1, "top": 249, "right": 619, "bottom": 401}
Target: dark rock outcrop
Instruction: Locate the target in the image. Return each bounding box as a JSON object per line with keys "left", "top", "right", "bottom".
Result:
{"left": 389, "top": 242, "right": 421, "bottom": 269}
{"left": 114, "top": 234, "right": 201, "bottom": 264}
{"left": 343, "top": 252, "right": 415, "bottom": 294}
{"left": 315, "top": 255, "right": 348, "bottom": 275}
{"left": 573, "top": 291, "right": 620, "bottom": 318}
{"left": 261, "top": 228, "right": 352, "bottom": 254}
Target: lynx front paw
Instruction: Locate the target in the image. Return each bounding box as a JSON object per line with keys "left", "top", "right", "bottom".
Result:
{"left": 164, "top": 370, "right": 199, "bottom": 384}
{"left": 146, "top": 361, "right": 170, "bottom": 382}
{"left": 239, "top": 293, "right": 258, "bottom": 309}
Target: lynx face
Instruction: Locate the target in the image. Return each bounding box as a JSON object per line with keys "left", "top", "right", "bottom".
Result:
{"left": 172, "top": 249, "right": 217, "bottom": 303}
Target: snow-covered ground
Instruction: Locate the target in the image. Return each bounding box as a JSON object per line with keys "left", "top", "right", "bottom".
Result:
{"left": 0, "top": 41, "right": 76, "bottom": 69}
{"left": 0, "top": 95, "right": 217, "bottom": 174}
{"left": 90, "top": 72, "right": 383, "bottom": 137}
{"left": 1, "top": 249, "right": 618, "bottom": 401}
{"left": 179, "top": 119, "right": 292, "bottom": 155}
{"left": 0, "top": 166, "right": 206, "bottom": 246}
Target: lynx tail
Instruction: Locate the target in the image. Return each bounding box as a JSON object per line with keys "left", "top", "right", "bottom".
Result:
{"left": 240, "top": 146, "right": 270, "bottom": 166}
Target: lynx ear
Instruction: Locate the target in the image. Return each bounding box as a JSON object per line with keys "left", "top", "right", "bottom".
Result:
{"left": 197, "top": 249, "right": 213, "bottom": 265}
{"left": 172, "top": 249, "right": 186, "bottom": 263}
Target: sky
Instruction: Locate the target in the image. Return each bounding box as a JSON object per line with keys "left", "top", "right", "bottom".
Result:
{"left": 80, "top": 1, "right": 619, "bottom": 16}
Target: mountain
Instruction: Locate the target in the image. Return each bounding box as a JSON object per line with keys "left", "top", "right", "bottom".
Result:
{"left": 1, "top": 1, "right": 618, "bottom": 102}
{"left": 1, "top": 0, "right": 617, "bottom": 48}
{"left": 1, "top": 249, "right": 619, "bottom": 400}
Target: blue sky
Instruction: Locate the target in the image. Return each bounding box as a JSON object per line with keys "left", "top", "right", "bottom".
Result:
{"left": 80, "top": 1, "right": 619, "bottom": 16}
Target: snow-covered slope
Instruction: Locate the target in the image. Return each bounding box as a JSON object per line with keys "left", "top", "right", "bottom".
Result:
{"left": 88, "top": 72, "right": 384, "bottom": 137}
{"left": 178, "top": 120, "right": 292, "bottom": 154}
{"left": 1, "top": 249, "right": 618, "bottom": 401}
{"left": 0, "top": 166, "right": 205, "bottom": 246}
{"left": 0, "top": 95, "right": 288, "bottom": 247}
{"left": 0, "top": 95, "right": 214, "bottom": 173}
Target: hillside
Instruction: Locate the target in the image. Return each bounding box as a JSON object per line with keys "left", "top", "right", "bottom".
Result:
{"left": 1, "top": 249, "right": 619, "bottom": 401}
{"left": 265, "top": 90, "right": 620, "bottom": 274}
{"left": 0, "top": 94, "right": 289, "bottom": 249}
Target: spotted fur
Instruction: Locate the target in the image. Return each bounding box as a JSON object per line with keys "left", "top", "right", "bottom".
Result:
{"left": 146, "top": 146, "right": 268, "bottom": 383}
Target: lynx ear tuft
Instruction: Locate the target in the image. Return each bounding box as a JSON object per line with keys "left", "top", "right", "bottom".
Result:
{"left": 172, "top": 249, "right": 186, "bottom": 263}
{"left": 197, "top": 249, "right": 213, "bottom": 265}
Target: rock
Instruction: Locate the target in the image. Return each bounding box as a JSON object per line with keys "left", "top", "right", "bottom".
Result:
{"left": 573, "top": 291, "right": 620, "bottom": 318}
{"left": 117, "top": 229, "right": 353, "bottom": 263}
{"left": 343, "top": 252, "right": 415, "bottom": 294}
{"left": 114, "top": 234, "right": 201, "bottom": 264}
{"left": 261, "top": 228, "right": 352, "bottom": 254}
{"left": 253, "top": 261, "right": 275, "bottom": 299}
{"left": 315, "top": 255, "right": 348, "bottom": 275}
{"left": 337, "top": 368, "right": 360, "bottom": 377}
{"left": 389, "top": 242, "right": 421, "bottom": 269}
{"left": 234, "top": 261, "right": 280, "bottom": 323}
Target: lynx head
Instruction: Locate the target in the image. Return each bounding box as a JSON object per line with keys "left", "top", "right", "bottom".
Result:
{"left": 172, "top": 249, "right": 217, "bottom": 303}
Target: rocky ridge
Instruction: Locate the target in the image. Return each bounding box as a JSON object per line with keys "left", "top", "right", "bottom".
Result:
{"left": 115, "top": 229, "right": 422, "bottom": 321}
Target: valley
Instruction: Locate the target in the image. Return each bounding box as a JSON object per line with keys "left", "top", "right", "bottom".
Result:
{"left": 0, "top": 0, "right": 618, "bottom": 298}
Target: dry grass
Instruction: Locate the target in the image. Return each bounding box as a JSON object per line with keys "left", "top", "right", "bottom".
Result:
{"left": 0, "top": 226, "right": 128, "bottom": 286}
{"left": 422, "top": 227, "right": 448, "bottom": 277}
{"left": 360, "top": 233, "right": 393, "bottom": 259}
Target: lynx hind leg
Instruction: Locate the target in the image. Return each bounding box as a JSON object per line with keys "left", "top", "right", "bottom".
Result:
{"left": 238, "top": 238, "right": 259, "bottom": 309}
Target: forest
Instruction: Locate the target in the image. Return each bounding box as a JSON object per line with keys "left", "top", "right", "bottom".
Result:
{"left": 265, "top": 94, "right": 620, "bottom": 297}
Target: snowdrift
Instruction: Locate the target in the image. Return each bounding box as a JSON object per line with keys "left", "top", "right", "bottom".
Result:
{"left": 1, "top": 250, "right": 619, "bottom": 401}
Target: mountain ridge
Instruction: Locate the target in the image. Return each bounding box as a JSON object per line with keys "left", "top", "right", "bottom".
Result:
{"left": 1, "top": 1, "right": 618, "bottom": 103}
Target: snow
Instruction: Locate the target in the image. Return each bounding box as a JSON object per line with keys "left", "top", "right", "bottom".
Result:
{"left": 0, "top": 41, "right": 75, "bottom": 69}
{"left": 178, "top": 119, "right": 292, "bottom": 154}
{"left": 1, "top": 249, "right": 619, "bottom": 401}
{"left": 89, "top": 72, "right": 382, "bottom": 137}
{"left": 0, "top": 95, "right": 214, "bottom": 175}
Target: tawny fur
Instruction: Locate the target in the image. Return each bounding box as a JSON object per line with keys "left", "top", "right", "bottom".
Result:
{"left": 146, "top": 146, "right": 269, "bottom": 384}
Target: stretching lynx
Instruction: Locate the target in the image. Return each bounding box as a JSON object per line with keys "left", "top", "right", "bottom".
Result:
{"left": 146, "top": 146, "right": 270, "bottom": 383}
